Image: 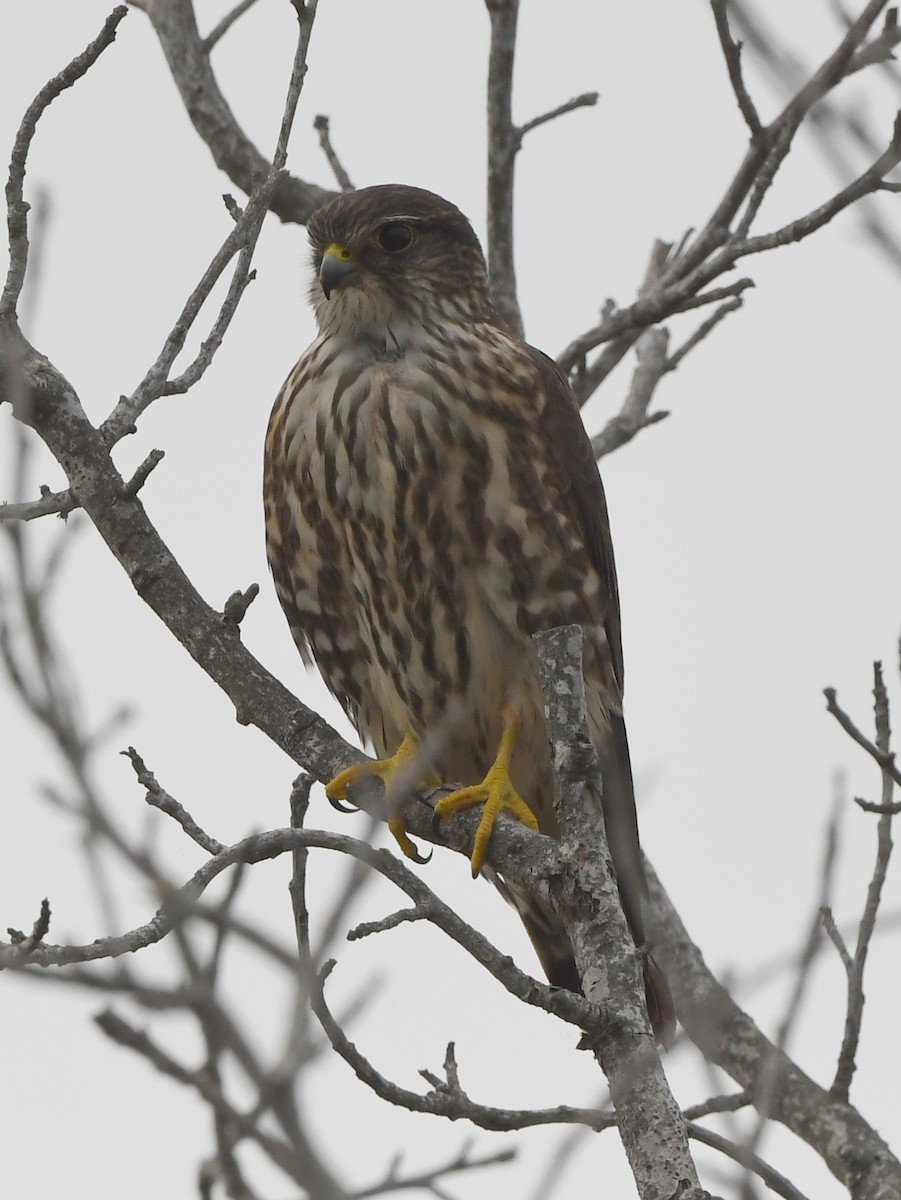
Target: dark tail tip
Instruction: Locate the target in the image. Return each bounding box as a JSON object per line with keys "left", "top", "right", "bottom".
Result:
{"left": 644, "top": 954, "right": 677, "bottom": 1047}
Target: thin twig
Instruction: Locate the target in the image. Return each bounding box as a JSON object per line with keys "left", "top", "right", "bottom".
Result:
{"left": 560, "top": 0, "right": 896, "bottom": 414}
{"left": 831, "top": 662, "right": 897, "bottom": 1098}
{"left": 351, "top": 1143, "right": 515, "bottom": 1200}
{"left": 855, "top": 794, "right": 901, "bottom": 813}
{"left": 0, "top": 824, "right": 594, "bottom": 1033}
{"left": 0, "top": 488, "right": 78, "bottom": 522}
{"left": 665, "top": 296, "right": 745, "bottom": 373}
{"left": 562, "top": 276, "right": 755, "bottom": 390}
{"left": 519, "top": 91, "right": 599, "bottom": 139}
{"left": 95, "top": 1009, "right": 306, "bottom": 1182}
{"left": 683, "top": 1090, "right": 752, "bottom": 1120}
{"left": 203, "top": 0, "right": 263, "bottom": 53}
{"left": 121, "top": 746, "right": 225, "bottom": 856}
{"left": 741, "top": 111, "right": 901, "bottom": 253}
{"left": 102, "top": 170, "right": 283, "bottom": 441}
{"left": 143, "top": 0, "right": 334, "bottom": 227}
{"left": 347, "top": 903, "right": 434, "bottom": 940}
{"left": 313, "top": 115, "right": 354, "bottom": 191}
{"left": 485, "top": 0, "right": 524, "bottom": 336}
{"left": 820, "top": 905, "right": 854, "bottom": 971}
{"left": 288, "top": 773, "right": 313, "bottom": 996}
{"left": 847, "top": 6, "right": 901, "bottom": 73}
{"left": 591, "top": 327, "right": 670, "bottom": 458}
{"left": 7, "top": 898, "right": 51, "bottom": 952}
{"left": 1, "top": 6, "right": 128, "bottom": 321}
{"left": 687, "top": 1124, "right": 812, "bottom": 1200}
{"left": 824, "top": 683, "right": 901, "bottom": 788}
{"left": 711, "top": 0, "right": 764, "bottom": 136}
{"left": 273, "top": 1, "right": 317, "bottom": 171}
{"left": 101, "top": 1, "right": 318, "bottom": 442}
{"left": 730, "top": 0, "right": 901, "bottom": 271}
{"left": 737, "top": 120, "right": 797, "bottom": 236}
{"left": 312, "top": 960, "right": 613, "bottom": 1132}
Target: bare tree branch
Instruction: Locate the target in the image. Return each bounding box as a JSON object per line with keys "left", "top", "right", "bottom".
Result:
{"left": 740, "top": 112, "right": 901, "bottom": 251}
{"left": 1, "top": 6, "right": 128, "bottom": 322}
{"left": 122, "top": 746, "right": 225, "bottom": 856}
{"left": 314, "top": 114, "right": 355, "bottom": 192}
{"left": 0, "top": 487, "right": 77, "bottom": 522}
{"left": 846, "top": 4, "right": 901, "bottom": 73}
{"left": 4, "top": 7, "right": 901, "bottom": 1198}
{"left": 100, "top": 167, "right": 283, "bottom": 442}
{"left": 485, "top": 0, "right": 523, "bottom": 335}
{"left": 313, "top": 962, "right": 613, "bottom": 1133}
{"left": 591, "top": 328, "right": 670, "bottom": 459}
{"left": 711, "top": 0, "right": 765, "bottom": 136}
{"left": 664, "top": 296, "right": 746, "bottom": 373}
{"left": 559, "top": 0, "right": 898, "bottom": 412}
{"left": 135, "top": 0, "right": 335, "bottom": 225}
{"left": 825, "top": 682, "right": 901, "bottom": 788}
{"left": 821, "top": 904, "right": 855, "bottom": 970}
{"left": 687, "top": 1123, "right": 812, "bottom": 1200}
{"left": 831, "top": 662, "right": 897, "bottom": 1099}
{"left": 534, "top": 626, "right": 704, "bottom": 1199}
{"left": 95, "top": 1008, "right": 316, "bottom": 1188}
{"left": 519, "top": 91, "right": 599, "bottom": 139}
{"left": 202, "top": 0, "right": 263, "bottom": 53}
{"left": 351, "top": 1142, "right": 516, "bottom": 1200}
{"left": 646, "top": 858, "right": 901, "bottom": 1200}
{"left": 730, "top": 0, "right": 901, "bottom": 270}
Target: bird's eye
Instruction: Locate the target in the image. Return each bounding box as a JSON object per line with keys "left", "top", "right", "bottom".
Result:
{"left": 375, "top": 222, "right": 414, "bottom": 253}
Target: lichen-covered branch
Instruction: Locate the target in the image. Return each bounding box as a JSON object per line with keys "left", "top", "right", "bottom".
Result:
{"left": 534, "top": 626, "right": 706, "bottom": 1200}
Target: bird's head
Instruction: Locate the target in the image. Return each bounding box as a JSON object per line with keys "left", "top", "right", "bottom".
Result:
{"left": 306, "top": 185, "right": 495, "bottom": 344}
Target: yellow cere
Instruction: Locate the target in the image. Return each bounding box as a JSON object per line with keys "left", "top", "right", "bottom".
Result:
{"left": 323, "top": 241, "right": 353, "bottom": 261}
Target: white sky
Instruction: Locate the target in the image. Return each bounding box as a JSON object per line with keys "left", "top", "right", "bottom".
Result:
{"left": 2, "top": 2, "right": 900, "bottom": 1197}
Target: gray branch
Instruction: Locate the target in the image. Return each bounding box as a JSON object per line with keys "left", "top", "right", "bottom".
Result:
{"left": 559, "top": 0, "right": 899, "bottom": 411}
{"left": 646, "top": 857, "right": 901, "bottom": 1200}
{"left": 485, "top": 0, "right": 524, "bottom": 336}
{"left": 831, "top": 663, "right": 897, "bottom": 1099}
{"left": 137, "top": 0, "right": 334, "bottom": 225}
{"left": 534, "top": 626, "right": 706, "bottom": 1200}
{"left": 1, "top": 6, "right": 128, "bottom": 322}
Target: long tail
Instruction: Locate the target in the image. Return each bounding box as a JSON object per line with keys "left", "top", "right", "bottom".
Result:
{"left": 598, "top": 712, "right": 676, "bottom": 1043}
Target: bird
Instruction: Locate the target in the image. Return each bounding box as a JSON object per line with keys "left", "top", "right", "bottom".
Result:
{"left": 263, "top": 183, "right": 674, "bottom": 1042}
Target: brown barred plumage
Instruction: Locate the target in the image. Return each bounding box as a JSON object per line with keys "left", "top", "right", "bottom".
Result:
{"left": 263, "top": 185, "right": 674, "bottom": 1042}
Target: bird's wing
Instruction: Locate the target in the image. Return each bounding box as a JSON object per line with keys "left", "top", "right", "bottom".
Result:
{"left": 524, "top": 345, "right": 649, "bottom": 941}
{"left": 526, "top": 347, "right": 625, "bottom": 694}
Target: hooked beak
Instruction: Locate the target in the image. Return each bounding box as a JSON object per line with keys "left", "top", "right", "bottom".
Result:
{"left": 319, "top": 243, "right": 358, "bottom": 299}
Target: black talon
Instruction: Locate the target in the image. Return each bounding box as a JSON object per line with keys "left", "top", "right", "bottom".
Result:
{"left": 328, "top": 794, "right": 358, "bottom": 815}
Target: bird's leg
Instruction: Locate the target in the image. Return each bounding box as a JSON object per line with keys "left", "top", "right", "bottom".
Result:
{"left": 326, "top": 732, "right": 434, "bottom": 863}
{"left": 432, "top": 705, "right": 539, "bottom": 877}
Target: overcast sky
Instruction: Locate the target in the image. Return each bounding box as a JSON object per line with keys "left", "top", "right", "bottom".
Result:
{"left": 2, "top": 3, "right": 900, "bottom": 1197}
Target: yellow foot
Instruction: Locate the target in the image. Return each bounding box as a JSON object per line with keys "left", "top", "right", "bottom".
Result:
{"left": 325, "top": 733, "right": 432, "bottom": 864}
{"left": 432, "top": 715, "right": 538, "bottom": 876}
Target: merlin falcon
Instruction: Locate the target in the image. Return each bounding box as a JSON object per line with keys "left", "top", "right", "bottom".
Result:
{"left": 264, "top": 184, "right": 673, "bottom": 1040}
